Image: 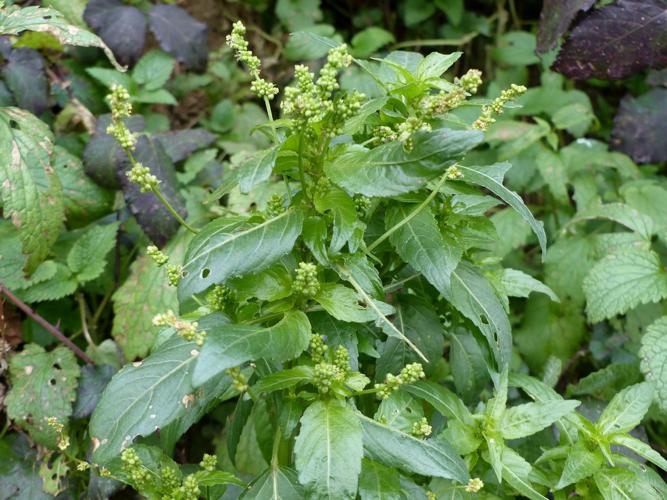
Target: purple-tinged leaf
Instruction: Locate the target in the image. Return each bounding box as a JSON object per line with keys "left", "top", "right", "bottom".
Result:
{"left": 647, "top": 68, "right": 667, "bottom": 86}
{"left": 553, "top": 0, "right": 667, "bottom": 80}
{"left": 2, "top": 47, "right": 48, "bottom": 115}
{"left": 83, "top": 0, "right": 146, "bottom": 66}
{"left": 148, "top": 5, "right": 208, "bottom": 71}
{"left": 611, "top": 88, "right": 667, "bottom": 164}
{"left": 154, "top": 128, "right": 216, "bottom": 163}
{"left": 536, "top": 0, "right": 595, "bottom": 53}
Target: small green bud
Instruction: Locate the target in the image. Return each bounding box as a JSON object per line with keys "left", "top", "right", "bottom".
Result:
{"left": 266, "top": 193, "right": 286, "bottom": 218}
{"left": 167, "top": 264, "right": 183, "bottom": 286}
{"left": 208, "top": 284, "right": 233, "bottom": 311}
{"left": 411, "top": 417, "right": 432, "bottom": 438}
{"left": 293, "top": 262, "right": 320, "bottom": 297}
{"left": 200, "top": 453, "right": 217, "bottom": 472}
{"left": 225, "top": 367, "right": 248, "bottom": 392}
{"left": 127, "top": 162, "right": 159, "bottom": 192}
{"left": 457, "top": 69, "right": 483, "bottom": 94}
{"left": 445, "top": 165, "right": 463, "bottom": 180}
{"left": 465, "top": 477, "right": 484, "bottom": 493}
{"left": 375, "top": 362, "right": 425, "bottom": 399}
{"left": 147, "top": 245, "right": 169, "bottom": 266}
{"left": 310, "top": 334, "right": 328, "bottom": 363}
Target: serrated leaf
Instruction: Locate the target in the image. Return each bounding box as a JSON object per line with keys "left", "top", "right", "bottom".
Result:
{"left": 83, "top": 0, "right": 145, "bottom": 66}
{"left": 569, "top": 202, "right": 656, "bottom": 240}
{"left": 66, "top": 222, "right": 118, "bottom": 284}
{"left": 192, "top": 311, "right": 311, "bottom": 387}
{"left": 148, "top": 4, "right": 208, "bottom": 71}
{"left": 583, "top": 249, "right": 667, "bottom": 322}
{"left": 639, "top": 316, "right": 667, "bottom": 412}
{"left": 294, "top": 400, "right": 362, "bottom": 500}
{"left": 0, "top": 4, "right": 123, "bottom": 69}
{"left": 553, "top": 0, "right": 667, "bottom": 80}
{"left": 597, "top": 381, "right": 655, "bottom": 435}
{"left": 1, "top": 47, "right": 48, "bottom": 115}
{"left": 0, "top": 107, "right": 64, "bottom": 271}
{"left": 240, "top": 466, "right": 304, "bottom": 499}
{"left": 555, "top": 440, "right": 603, "bottom": 488}
{"left": 18, "top": 263, "right": 77, "bottom": 302}
{"left": 0, "top": 231, "right": 27, "bottom": 290}
{"left": 501, "top": 269, "right": 559, "bottom": 302}
{"left": 358, "top": 413, "right": 468, "bottom": 483}
{"left": 325, "top": 128, "right": 483, "bottom": 197}
{"left": 5, "top": 345, "right": 80, "bottom": 448}
{"left": 386, "top": 204, "right": 462, "bottom": 293}
{"left": 500, "top": 400, "right": 580, "bottom": 439}
{"left": 132, "top": 49, "right": 174, "bottom": 90}
{"left": 315, "top": 283, "right": 392, "bottom": 323}
{"left": 458, "top": 162, "right": 547, "bottom": 258}
{"left": 89, "top": 335, "right": 203, "bottom": 465}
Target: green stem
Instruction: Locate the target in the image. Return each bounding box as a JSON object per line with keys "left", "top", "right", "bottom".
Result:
{"left": 77, "top": 293, "right": 98, "bottom": 353}
{"left": 383, "top": 272, "right": 422, "bottom": 293}
{"left": 151, "top": 186, "right": 199, "bottom": 234}
{"left": 271, "top": 427, "right": 282, "bottom": 468}
{"left": 297, "top": 133, "right": 311, "bottom": 204}
{"left": 368, "top": 170, "right": 450, "bottom": 252}
{"left": 263, "top": 96, "right": 280, "bottom": 145}
{"left": 390, "top": 33, "right": 478, "bottom": 50}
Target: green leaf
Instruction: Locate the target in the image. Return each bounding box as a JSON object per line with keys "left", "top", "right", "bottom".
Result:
{"left": 241, "top": 466, "right": 304, "bottom": 499}
{"left": 597, "top": 381, "right": 655, "bottom": 436}
{"left": 315, "top": 282, "right": 392, "bottom": 323}
{"left": 500, "top": 400, "right": 580, "bottom": 439}
{"left": 611, "top": 434, "right": 667, "bottom": 472}
{"left": 294, "top": 400, "right": 362, "bottom": 500}
{"left": 0, "top": 107, "right": 64, "bottom": 271}
{"left": 357, "top": 413, "right": 468, "bottom": 484}
{"left": 194, "top": 469, "right": 245, "bottom": 488}
{"left": 237, "top": 147, "right": 279, "bottom": 194}
{"left": 325, "top": 128, "right": 483, "bottom": 197}
{"left": 583, "top": 249, "right": 667, "bottom": 322}
{"left": 17, "top": 263, "right": 77, "bottom": 302}
{"left": 569, "top": 202, "right": 656, "bottom": 240}
{"left": 374, "top": 391, "right": 424, "bottom": 433}
{"left": 228, "top": 264, "right": 293, "bottom": 302}
{"left": 350, "top": 27, "right": 395, "bottom": 58}
{"left": 133, "top": 88, "right": 177, "bottom": 105}
{"left": 639, "top": 316, "right": 667, "bottom": 412}
{"left": 132, "top": 49, "right": 175, "bottom": 91}
{"left": 500, "top": 448, "right": 547, "bottom": 500}
{"left": 192, "top": 311, "right": 311, "bottom": 387}
{"left": 253, "top": 366, "right": 314, "bottom": 394}
{"left": 594, "top": 468, "right": 664, "bottom": 500}
{"left": 0, "top": 5, "right": 123, "bottom": 70}
{"left": 501, "top": 269, "right": 559, "bottom": 302}
{"left": 458, "top": 162, "right": 547, "bottom": 259}
{"left": 5, "top": 345, "right": 80, "bottom": 448}
{"left": 0, "top": 231, "right": 27, "bottom": 290}
{"left": 386, "top": 204, "right": 462, "bottom": 293}
{"left": 179, "top": 210, "right": 303, "bottom": 300}
{"left": 314, "top": 186, "right": 357, "bottom": 253}
{"left": 358, "top": 459, "right": 402, "bottom": 500}
{"left": 555, "top": 440, "right": 603, "bottom": 489}
{"left": 85, "top": 67, "right": 131, "bottom": 89}
{"left": 66, "top": 222, "right": 118, "bottom": 284}
{"left": 0, "top": 439, "right": 50, "bottom": 500}
{"left": 416, "top": 51, "right": 462, "bottom": 79}
{"left": 403, "top": 380, "right": 472, "bottom": 424}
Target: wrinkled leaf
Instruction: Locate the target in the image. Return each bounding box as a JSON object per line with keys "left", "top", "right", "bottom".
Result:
{"left": 148, "top": 4, "right": 208, "bottom": 71}
{"left": 83, "top": 0, "right": 145, "bottom": 66}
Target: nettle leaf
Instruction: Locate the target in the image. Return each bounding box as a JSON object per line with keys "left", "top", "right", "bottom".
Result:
{"left": 458, "top": 162, "right": 547, "bottom": 258}
{"left": 0, "top": 4, "right": 123, "bottom": 69}
{"left": 5, "top": 345, "right": 80, "bottom": 448}
{"left": 597, "top": 381, "right": 655, "bottom": 435}
{"left": 536, "top": 0, "right": 595, "bottom": 53}
{"left": 640, "top": 316, "right": 667, "bottom": 412}
{"left": 66, "top": 222, "right": 118, "bottom": 284}
{"left": 583, "top": 249, "right": 667, "bottom": 323}
{"left": 325, "top": 128, "right": 483, "bottom": 196}
{"left": 350, "top": 27, "right": 395, "bottom": 58}
{"left": 83, "top": 0, "right": 146, "bottom": 66}
{"left": 2, "top": 47, "right": 48, "bottom": 115}
{"left": 179, "top": 210, "right": 304, "bottom": 300}
{"left": 148, "top": 4, "right": 208, "bottom": 71}
{"left": 111, "top": 232, "right": 188, "bottom": 360}
{"left": 132, "top": 49, "right": 174, "bottom": 91}
{"left": 294, "top": 399, "right": 362, "bottom": 500}
{"left": 386, "top": 204, "right": 462, "bottom": 293}
{"left": 612, "top": 88, "right": 667, "bottom": 164}
{"left": 192, "top": 311, "right": 311, "bottom": 387}
{"left": 154, "top": 128, "right": 217, "bottom": 163}
{"left": 500, "top": 400, "right": 580, "bottom": 439}
{"left": 358, "top": 413, "right": 468, "bottom": 484}
{"left": 90, "top": 335, "right": 212, "bottom": 465}
{"left": 612, "top": 434, "right": 667, "bottom": 473}
{"left": 0, "top": 107, "right": 64, "bottom": 271}
{"left": 52, "top": 146, "right": 114, "bottom": 225}
{"left": 241, "top": 466, "right": 304, "bottom": 499}
{"left": 18, "top": 263, "right": 77, "bottom": 302}
{"left": 569, "top": 202, "right": 656, "bottom": 240}
{"left": 553, "top": 0, "right": 667, "bottom": 80}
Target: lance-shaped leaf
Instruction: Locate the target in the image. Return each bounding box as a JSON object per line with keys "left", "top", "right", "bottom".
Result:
{"left": 501, "top": 448, "right": 548, "bottom": 500}
{"left": 403, "top": 381, "right": 472, "bottom": 424}
{"left": 83, "top": 0, "right": 145, "bottom": 66}
{"left": 237, "top": 146, "right": 279, "bottom": 194}
{"left": 241, "top": 466, "right": 304, "bottom": 499}
{"left": 0, "top": 107, "right": 64, "bottom": 271}
{"left": 386, "top": 204, "right": 462, "bottom": 294}
{"left": 2, "top": 47, "right": 48, "bottom": 115}
{"left": 553, "top": 0, "right": 667, "bottom": 80}
{"left": 179, "top": 209, "right": 303, "bottom": 300}
{"left": 458, "top": 162, "right": 547, "bottom": 258}
{"left": 639, "top": 316, "right": 667, "bottom": 412}
{"left": 325, "top": 128, "right": 483, "bottom": 196}
{"left": 148, "top": 4, "right": 208, "bottom": 71}
{"left": 192, "top": 311, "right": 311, "bottom": 387}
{"left": 596, "top": 381, "right": 655, "bottom": 435}
{"left": 358, "top": 413, "right": 468, "bottom": 484}
{"left": 0, "top": 4, "right": 123, "bottom": 70}
{"left": 536, "top": 0, "right": 595, "bottom": 53}
{"left": 295, "top": 400, "right": 362, "bottom": 500}
{"left": 90, "top": 335, "right": 208, "bottom": 465}
{"left": 500, "top": 400, "right": 580, "bottom": 439}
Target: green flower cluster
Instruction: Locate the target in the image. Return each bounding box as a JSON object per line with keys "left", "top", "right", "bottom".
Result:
{"left": 354, "top": 195, "right": 371, "bottom": 216}
{"left": 167, "top": 264, "right": 183, "bottom": 287}
{"left": 207, "top": 284, "right": 233, "bottom": 311}
{"left": 293, "top": 262, "right": 320, "bottom": 297}
{"left": 106, "top": 84, "right": 137, "bottom": 150}
{"left": 456, "top": 68, "right": 483, "bottom": 94}
{"left": 225, "top": 367, "right": 248, "bottom": 392}
{"left": 445, "top": 165, "right": 463, "bottom": 180}
{"left": 147, "top": 245, "right": 169, "bottom": 266}
{"left": 127, "top": 162, "right": 160, "bottom": 193}
{"left": 226, "top": 21, "right": 278, "bottom": 100}
{"left": 411, "top": 417, "right": 432, "bottom": 438}
{"left": 199, "top": 453, "right": 217, "bottom": 472}
{"left": 465, "top": 477, "right": 484, "bottom": 493}
{"left": 265, "top": 193, "right": 286, "bottom": 217}
{"left": 120, "top": 448, "right": 151, "bottom": 489}
{"left": 152, "top": 310, "right": 206, "bottom": 346}
{"left": 375, "top": 362, "right": 425, "bottom": 399}
{"left": 313, "top": 345, "right": 351, "bottom": 394}
{"left": 310, "top": 334, "right": 328, "bottom": 363}
{"left": 472, "top": 83, "right": 527, "bottom": 131}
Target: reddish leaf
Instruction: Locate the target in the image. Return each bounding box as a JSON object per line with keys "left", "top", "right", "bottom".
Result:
{"left": 537, "top": 0, "right": 595, "bottom": 53}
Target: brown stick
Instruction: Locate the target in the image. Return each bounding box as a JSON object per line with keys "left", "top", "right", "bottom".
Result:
{"left": 0, "top": 283, "right": 94, "bottom": 365}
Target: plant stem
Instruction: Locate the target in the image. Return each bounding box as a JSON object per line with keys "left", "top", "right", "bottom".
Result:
{"left": 297, "top": 133, "right": 311, "bottom": 204}
{"left": 368, "top": 171, "right": 450, "bottom": 252}
{"left": 383, "top": 272, "right": 422, "bottom": 293}
{"left": 0, "top": 283, "right": 94, "bottom": 364}
{"left": 263, "top": 96, "right": 279, "bottom": 144}
{"left": 150, "top": 186, "right": 199, "bottom": 234}
{"left": 391, "top": 33, "right": 478, "bottom": 50}
{"left": 77, "top": 293, "right": 98, "bottom": 353}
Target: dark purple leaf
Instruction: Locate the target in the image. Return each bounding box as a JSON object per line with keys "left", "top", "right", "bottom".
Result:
{"left": 0, "top": 80, "right": 14, "bottom": 107}
{"left": 118, "top": 136, "right": 187, "bottom": 247}
{"left": 0, "top": 36, "right": 12, "bottom": 57}
{"left": 553, "top": 0, "right": 667, "bottom": 80}
{"left": 611, "top": 88, "right": 667, "bottom": 163}
{"left": 154, "top": 128, "right": 217, "bottom": 163}
{"left": 2, "top": 48, "right": 48, "bottom": 115}
{"left": 536, "top": 0, "right": 595, "bottom": 53}
{"left": 83, "top": 0, "right": 146, "bottom": 66}
{"left": 148, "top": 5, "right": 208, "bottom": 71}
{"left": 83, "top": 114, "right": 145, "bottom": 189}
{"left": 73, "top": 365, "right": 116, "bottom": 419}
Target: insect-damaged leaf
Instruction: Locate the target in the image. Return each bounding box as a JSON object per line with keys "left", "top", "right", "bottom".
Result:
{"left": 148, "top": 4, "right": 208, "bottom": 71}
{"left": 553, "top": 0, "right": 667, "bottom": 80}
